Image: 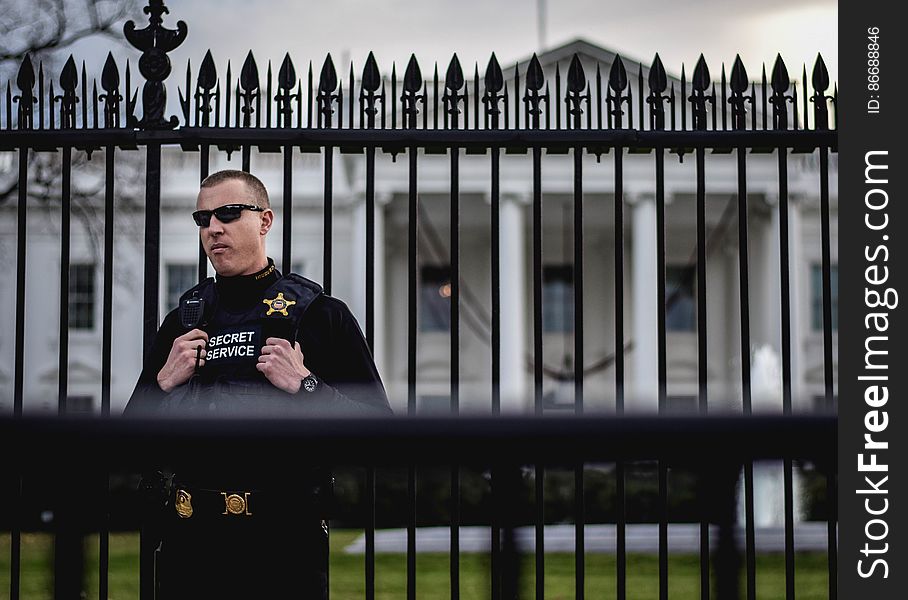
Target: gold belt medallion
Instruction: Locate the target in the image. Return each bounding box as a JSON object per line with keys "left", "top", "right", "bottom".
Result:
{"left": 174, "top": 489, "right": 193, "bottom": 518}
{"left": 222, "top": 492, "right": 252, "bottom": 516}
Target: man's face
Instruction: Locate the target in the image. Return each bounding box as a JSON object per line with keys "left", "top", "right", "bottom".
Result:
{"left": 196, "top": 179, "right": 273, "bottom": 277}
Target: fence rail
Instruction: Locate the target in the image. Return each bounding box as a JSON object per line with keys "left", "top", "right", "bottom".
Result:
{"left": 0, "top": 414, "right": 836, "bottom": 600}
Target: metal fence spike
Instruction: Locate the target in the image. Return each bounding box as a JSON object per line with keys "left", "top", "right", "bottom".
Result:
{"left": 199, "top": 50, "right": 217, "bottom": 91}
{"left": 771, "top": 54, "right": 789, "bottom": 94}
{"left": 403, "top": 54, "right": 422, "bottom": 93}
{"left": 812, "top": 53, "right": 829, "bottom": 92}
{"left": 362, "top": 52, "right": 381, "bottom": 93}
{"left": 526, "top": 54, "right": 544, "bottom": 92}
{"left": 319, "top": 54, "right": 337, "bottom": 92}
{"left": 485, "top": 53, "right": 503, "bottom": 93}
{"left": 609, "top": 54, "right": 627, "bottom": 92}
{"left": 241, "top": 51, "right": 260, "bottom": 92}
{"left": 567, "top": 53, "right": 585, "bottom": 94}
{"left": 445, "top": 54, "right": 464, "bottom": 91}
{"left": 649, "top": 53, "right": 666, "bottom": 93}
{"left": 692, "top": 54, "right": 710, "bottom": 92}
{"left": 730, "top": 55, "right": 748, "bottom": 94}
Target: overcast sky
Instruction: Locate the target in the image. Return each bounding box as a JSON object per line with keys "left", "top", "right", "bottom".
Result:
{"left": 67, "top": 0, "right": 837, "bottom": 101}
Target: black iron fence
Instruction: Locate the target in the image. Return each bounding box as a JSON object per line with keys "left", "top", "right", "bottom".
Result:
{"left": 1, "top": 0, "right": 836, "bottom": 599}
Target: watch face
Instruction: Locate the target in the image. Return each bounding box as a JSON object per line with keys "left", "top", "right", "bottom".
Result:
{"left": 303, "top": 375, "right": 318, "bottom": 392}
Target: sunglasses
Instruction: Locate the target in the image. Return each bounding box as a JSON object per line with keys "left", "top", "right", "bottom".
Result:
{"left": 192, "top": 204, "right": 265, "bottom": 227}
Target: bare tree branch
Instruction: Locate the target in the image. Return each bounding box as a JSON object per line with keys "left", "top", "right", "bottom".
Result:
{"left": 0, "top": 0, "right": 137, "bottom": 64}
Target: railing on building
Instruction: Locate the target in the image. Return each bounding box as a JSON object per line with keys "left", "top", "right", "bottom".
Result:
{"left": 0, "top": 0, "right": 837, "bottom": 598}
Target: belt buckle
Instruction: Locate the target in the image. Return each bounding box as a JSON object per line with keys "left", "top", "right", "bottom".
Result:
{"left": 221, "top": 491, "right": 252, "bottom": 516}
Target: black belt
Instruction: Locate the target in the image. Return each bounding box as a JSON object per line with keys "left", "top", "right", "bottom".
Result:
{"left": 171, "top": 486, "right": 298, "bottom": 521}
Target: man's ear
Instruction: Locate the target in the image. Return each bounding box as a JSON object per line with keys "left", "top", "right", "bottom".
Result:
{"left": 260, "top": 209, "right": 274, "bottom": 235}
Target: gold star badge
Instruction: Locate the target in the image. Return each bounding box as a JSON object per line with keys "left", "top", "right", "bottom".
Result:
{"left": 263, "top": 292, "right": 296, "bottom": 316}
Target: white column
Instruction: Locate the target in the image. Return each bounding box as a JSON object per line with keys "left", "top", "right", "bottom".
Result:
{"left": 751, "top": 195, "right": 783, "bottom": 413}
{"left": 788, "top": 196, "right": 805, "bottom": 408}
{"left": 630, "top": 193, "right": 658, "bottom": 412}
{"left": 499, "top": 193, "right": 528, "bottom": 413}
{"left": 350, "top": 193, "right": 388, "bottom": 378}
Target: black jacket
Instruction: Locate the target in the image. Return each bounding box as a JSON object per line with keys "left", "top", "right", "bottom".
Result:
{"left": 124, "top": 262, "right": 391, "bottom": 417}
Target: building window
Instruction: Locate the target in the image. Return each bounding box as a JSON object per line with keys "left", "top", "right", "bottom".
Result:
{"left": 811, "top": 264, "right": 838, "bottom": 331}
{"left": 167, "top": 264, "right": 198, "bottom": 312}
{"left": 665, "top": 266, "right": 695, "bottom": 332}
{"left": 543, "top": 265, "right": 574, "bottom": 333}
{"left": 68, "top": 264, "right": 95, "bottom": 330}
{"left": 291, "top": 261, "right": 307, "bottom": 277}
{"left": 420, "top": 266, "right": 451, "bottom": 332}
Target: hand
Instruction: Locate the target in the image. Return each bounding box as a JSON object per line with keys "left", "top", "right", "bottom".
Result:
{"left": 157, "top": 329, "right": 209, "bottom": 393}
{"left": 257, "top": 337, "right": 311, "bottom": 394}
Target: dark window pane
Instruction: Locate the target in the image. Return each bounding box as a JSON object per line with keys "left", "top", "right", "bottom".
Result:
{"left": 811, "top": 264, "right": 838, "bottom": 331}
{"left": 420, "top": 265, "right": 450, "bottom": 332}
{"left": 68, "top": 264, "right": 95, "bottom": 330}
{"left": 167, "top": 264, "right": 198, "bottom": 312}
{"left": 665, "top": 266, "right": 695, "bottom": 332}
{"left": 543, "top": 265, "right": 573, "bottom": 333}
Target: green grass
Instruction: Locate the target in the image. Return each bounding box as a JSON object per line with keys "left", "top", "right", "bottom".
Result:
{"left": 1, "top": 532, "right": 830, "bottom": 599}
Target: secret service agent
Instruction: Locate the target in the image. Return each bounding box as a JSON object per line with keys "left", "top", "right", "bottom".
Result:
{"left": 124, "top": 169, "right": 391, "bottom": 598}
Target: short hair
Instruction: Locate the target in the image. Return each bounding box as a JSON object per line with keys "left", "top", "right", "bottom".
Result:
{"left": 199, "top": 170, "right": 270, "bottom": 208}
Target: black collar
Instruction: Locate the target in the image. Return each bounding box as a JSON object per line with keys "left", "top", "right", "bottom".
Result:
{"left": 215, "top": 258, "right": 280, "bottom": 310}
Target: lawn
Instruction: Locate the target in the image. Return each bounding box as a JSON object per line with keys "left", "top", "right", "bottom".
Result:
{"left": 1, "top": 531, "right": 830, "bottom": 599}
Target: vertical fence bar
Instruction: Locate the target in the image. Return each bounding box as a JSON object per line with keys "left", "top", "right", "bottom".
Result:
{"left": 443, "top": 64, "right": 464, "bottom": 600}
{"left": 58, "top": 146, "right": 72, "bottom": 413}
{"left": 140, "top": 142, "right": 162, "bottom": 600}
{"left": 13, "top": 146, "right": 28, "bottom": 417}
{"left": 532, "top": 142, "right": 544, "bottom": 600}
{"left": 657, "top": 145, "right": 668, "bottom": 600}
{"left": 366, "top": 147, "right": 376, "bottom": 352}
{"left": 364, "top": 85, "right": 378, "bottom": 600}
{"left": 323, "top": 145, "right": 333, "bottom": 294}
{"left": 713, "top": 464, "right": 742, "bottom": 600}
{"left": 282, "top": 145, "right": 293, "bottom": 274}
{"left": 735, "top": 145, "right": 759, "bottom": 600}
{"left": 694, "top": 145, "right": 710, "bottom": 600}
{"left": 450, "top": 135, "right": 461, "bottom": 600}
{"left": 614, "top": 142, "right": 626, "bottom": 600}
{"left": 198, "top": 146, "right": 210, "bottom": 282}
{"left": 10, "top": 145, "right": 29, "bottom": 600}
{"left": 142, "top": 142, "right": 162, "bottom": 358}
{"left": 819, "top": 145, "right": 837, "bottom": 599}
{"left": 408, "top": 464, "right": 417, "bottom": 600}
{"left": 99, "top": 143, "right": 116, "bottom": 600}
{"left": 778, "top": 138, "right": 796, "bottom": 600}
{"left": 532, "top": 149, "right": 543, "bottom": 416}
{"left": 365, "top": 466, "right": 376, "bottom": 600}
{"left": 573, "top": 138, "right": 585, "bottom": 600}
{"left": 491, "top": 148, "right": 501, "bottom": 414}
{"left": 407, "top": 139, "right": 419, "bottom": 600}
{"left": 490, "top": 120, "right": 502, "bottom": 599}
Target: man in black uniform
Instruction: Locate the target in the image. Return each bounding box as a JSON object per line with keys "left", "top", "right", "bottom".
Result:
{"left": 125, "top": 169, "right": 391, "bottom": 598}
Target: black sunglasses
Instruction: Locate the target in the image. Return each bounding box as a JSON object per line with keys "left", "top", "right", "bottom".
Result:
{"left": 192, "top": 204, "right": 265, "bottom": 227}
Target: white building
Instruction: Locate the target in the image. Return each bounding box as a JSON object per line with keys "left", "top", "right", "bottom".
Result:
{"left": 0, "top": 40, "right": 838, "bottom": 419}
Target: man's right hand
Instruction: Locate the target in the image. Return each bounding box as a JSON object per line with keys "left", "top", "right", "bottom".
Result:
{"left": 156, "top": 329, "right": 209, "bottom": 393}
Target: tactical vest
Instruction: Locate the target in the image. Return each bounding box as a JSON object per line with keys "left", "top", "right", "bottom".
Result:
{"left": 164, "top": 273, "right": 324, "bottom": 414}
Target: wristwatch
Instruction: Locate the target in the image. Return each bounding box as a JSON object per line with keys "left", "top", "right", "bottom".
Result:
{"left": 300, "top": 373, "right": 320, "bottom": 393}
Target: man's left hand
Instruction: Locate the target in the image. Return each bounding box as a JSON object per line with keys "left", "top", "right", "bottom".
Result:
{"left": 257, "top": 337, "right": 311, "bottom": 394}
